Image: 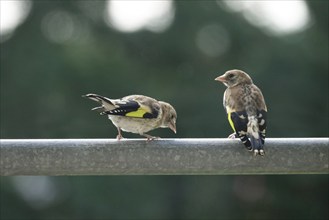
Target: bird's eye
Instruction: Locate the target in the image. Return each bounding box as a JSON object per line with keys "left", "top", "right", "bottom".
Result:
{"left": 228, "top": 73, "right": 235, "bottom": 78}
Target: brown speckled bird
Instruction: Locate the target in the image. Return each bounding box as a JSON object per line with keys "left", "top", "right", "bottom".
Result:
{"left": 83, "top": 94, "right": 177, "bottom": 140}
{"left": 215, "top": 69, "right": 267, "bottom": 156}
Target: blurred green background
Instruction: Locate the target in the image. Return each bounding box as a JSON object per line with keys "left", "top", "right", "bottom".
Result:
{"left": 0, "top": 1, "right": 328, "bottom": 220}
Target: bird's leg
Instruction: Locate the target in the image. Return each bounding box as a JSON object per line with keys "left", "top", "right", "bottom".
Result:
{"left": 116, "top": 127, "right": 123, "bottom": 140}
{"left": 258, "top": 139, "right": 265, "bottom": 156}
{"left": 141, "top": 133, "right": 160, "bottom": 141}
{"left": 251, "top": 138, "right": 265, "bottom": 156}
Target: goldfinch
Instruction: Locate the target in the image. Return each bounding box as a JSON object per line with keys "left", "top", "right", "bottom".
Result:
{"left": 215, "top": 69, "right": 267, "bottom": 156}
{"left": 83, "top": 94, "right": 177, "bottom": 140}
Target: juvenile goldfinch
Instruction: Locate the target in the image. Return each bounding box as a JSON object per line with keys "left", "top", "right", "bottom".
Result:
{"left": 83, "top": 94, "right": 177, "bottom": 140}
{"left": 215, "top": 69, "right": 267, "bottom": 156}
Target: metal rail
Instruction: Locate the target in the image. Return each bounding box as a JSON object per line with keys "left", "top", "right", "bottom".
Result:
{"left": 0, "top": 138, "right": 328, "bottom": 175}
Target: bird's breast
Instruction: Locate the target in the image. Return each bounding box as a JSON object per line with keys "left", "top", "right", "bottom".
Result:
{"left": 108, "top": 116, "right": 160, "bottom": 134}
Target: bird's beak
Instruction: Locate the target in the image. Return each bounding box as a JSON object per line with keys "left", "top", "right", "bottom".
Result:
{"left": 215, "top": 75, "right": 226, "bottom": 82}
{"left": 169, "top": 122, "right": 177, "bottom": 134}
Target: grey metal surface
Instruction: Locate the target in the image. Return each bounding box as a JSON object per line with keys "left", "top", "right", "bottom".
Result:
{"left": 0, "top": 138, "right": 328, "bottom": 175}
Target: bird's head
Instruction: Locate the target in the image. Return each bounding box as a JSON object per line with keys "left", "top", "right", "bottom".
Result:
{"left": 159, "top": 101, "right": 177, "bottom": 134}
{"left": 215, "top": 69, "right": 253, "bottom": 88}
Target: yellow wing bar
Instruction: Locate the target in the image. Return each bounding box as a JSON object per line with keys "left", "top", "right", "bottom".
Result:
{"left": 227, "top": 112, "right": 236, "bottom": 132}
{"left": 125, "top": 108, "right": 148, "bottom": 118}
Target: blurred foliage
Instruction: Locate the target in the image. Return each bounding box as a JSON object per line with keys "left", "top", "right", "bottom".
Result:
{"left": 0, "top": 1, "right": 328, "bottom": 220}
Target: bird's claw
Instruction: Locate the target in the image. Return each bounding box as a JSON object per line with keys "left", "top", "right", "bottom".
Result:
{"left": 253, "top": 149, "right": 265, "bottom": 156}
{"left": 146, "top": 136, "right": 160, "bottom": 141}
{"left": 116, "top": 134, "right": 124, "bottom": 141}
{"left": 228, "top": 133, "right": 236, "bottom": 139}
{"left": 141, "top": 133, "right": 160, "bottom": 141}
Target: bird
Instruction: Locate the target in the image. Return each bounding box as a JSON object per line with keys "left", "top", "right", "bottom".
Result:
{"left": 215, "top": 69, "right": 267, "bottom": 156}
{"left": 83, "top": 94, "right": 177, "bottom": 140}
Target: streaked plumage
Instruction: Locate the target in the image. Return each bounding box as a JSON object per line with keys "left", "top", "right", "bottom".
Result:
{"left": 83, "top": 94, "right": 177, "bottom": 140}
{"left": 215, "top": 69, "right": 267, "bottom": 156}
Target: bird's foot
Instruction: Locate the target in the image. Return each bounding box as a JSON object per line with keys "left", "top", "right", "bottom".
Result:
{"left": 116, "top": 134, "right": 124, "bottom": 141}
{"left": 228, "top": 133, "right": 236, "bottom": 139}
{"left": 142, "top": 134, "right": 160, "bottom": 141}
{"left": 253, "top": 149, "right": 265, "bottom": 156}
{"left": 146, "top": 136, "right": 160, "bottom": 141}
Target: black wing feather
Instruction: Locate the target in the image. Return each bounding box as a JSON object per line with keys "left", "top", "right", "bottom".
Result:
{"left": 230, "top": 111, "right": 252, "bottom": 150}
{"left": 103, "top": 100, "right": 140, "bottom": 116}
{"left": 229, "top": 110, "right": 267, "bottom": 151}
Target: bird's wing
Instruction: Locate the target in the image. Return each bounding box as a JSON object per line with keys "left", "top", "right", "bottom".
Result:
{"left": 103, "top": 96, "right": 160, "bottom": 119}
{"left": 228, "top": 110, "right": 248, "bottom": 134}
{"left": 228, "top": 109, "right": 267, "bottom": 151}
{"left": 257, "top": 109, "right": 267, "bottom": 144}
{"left": 83, "top": 93, "right": 115, "bottom": 112}
{"left": 228, "top": 110, "right": 252, "bottom": 149}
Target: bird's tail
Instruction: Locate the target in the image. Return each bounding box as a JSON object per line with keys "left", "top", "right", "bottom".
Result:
{"left": 248, "top": 116, "right": 265, "bottom": 156}
{"left": 82, "top": 93, "right": 115, "bottom": 114}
